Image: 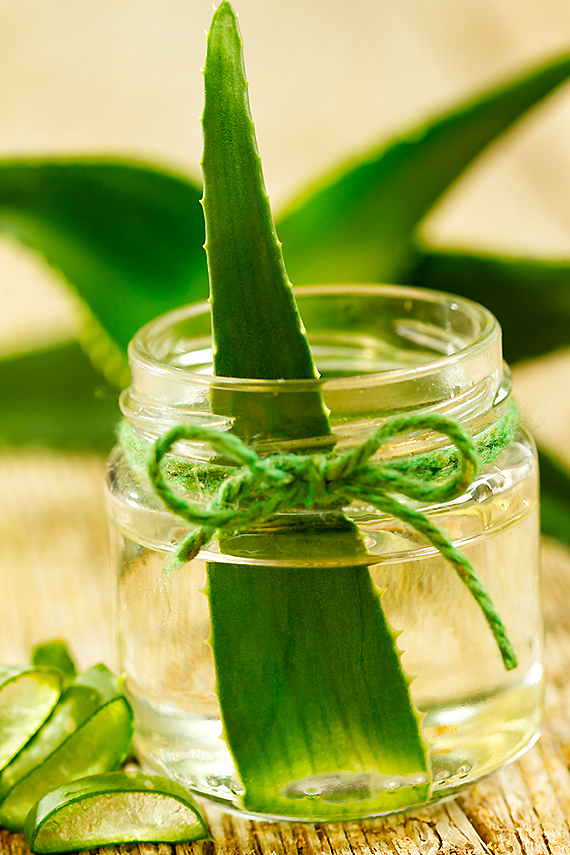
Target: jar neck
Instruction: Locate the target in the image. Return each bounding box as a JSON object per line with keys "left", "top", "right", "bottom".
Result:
{"left": 121, "top": 284, "right": 509, "bottom": 457}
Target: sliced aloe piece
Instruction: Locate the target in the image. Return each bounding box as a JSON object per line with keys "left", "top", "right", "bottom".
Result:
{"left": 31, "top": 641, "right": 77, "bottom": 690}
{"left": 0, "top": 667, "right": 62, "bottom": 772}
{"left": 200, "top": 1, "right": 428, "bottom": 820}
{"left": 0, "top": 664, "right": 133, "bottom": 831}
{"left": 24, "top": 772, "right": 208, "bottom": 853}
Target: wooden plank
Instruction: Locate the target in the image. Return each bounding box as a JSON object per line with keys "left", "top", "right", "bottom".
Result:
{"left": 495, "top": 761, "right": 550, "bottom": 855}
{"left": 518, "top": 747, "right": 570, "bottom": 854}
{"left": 458, "top": 775, "right": 524, "bottom": 855}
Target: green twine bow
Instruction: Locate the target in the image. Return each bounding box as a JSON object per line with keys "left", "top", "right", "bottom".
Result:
{"left": 149, "top": 412, "right": 517, "bottom": 670}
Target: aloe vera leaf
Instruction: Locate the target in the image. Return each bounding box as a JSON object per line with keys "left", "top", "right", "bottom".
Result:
{"left": 0, "top": 664, "right": 123, "bottom": 801}
{"left": 24, "top": 772, "right": 208, "bottom": 852}
{"left": 0, "top": 159, "right": 208, "bottom": 354}
{"left": 202, "top": 8, "right": 314, "bottom": 383}
{"left": 537, "top": 446, "right": 570, "bottom": 550}
{"left": 407, "top": 247, "right": 570, "bottom": 365}
{"left": 276, "top": 52, "right": 570, "bottom": 285}
{"left": 202, "top": 0, "right": 329, "bottom": 441}
{"left": 210, "top": 516, "right": 428, "bottom": 819}
{"left": 0, "top": 340, "right": 120, "bottom": 450}
{"left": 202, "top": 1, "right": 427, "bottom": 818}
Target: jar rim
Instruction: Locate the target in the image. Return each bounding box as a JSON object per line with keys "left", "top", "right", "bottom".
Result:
{"left": 123, "top": 284, "right": 506, "bottom": 443}
{"left": 128, "top": 283, "right": 500, "bottom": 392}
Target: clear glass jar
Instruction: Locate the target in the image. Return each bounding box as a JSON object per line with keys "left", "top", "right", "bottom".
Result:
{"left": 107, "top": 284, "right": 542, "bottom": 822}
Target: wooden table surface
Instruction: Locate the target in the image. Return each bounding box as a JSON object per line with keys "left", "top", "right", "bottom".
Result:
{"left": 0, "top": 354, "right": 569, "bottom": 855}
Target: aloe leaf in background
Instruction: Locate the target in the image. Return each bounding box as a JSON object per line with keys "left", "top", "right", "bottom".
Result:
{"left": 201, "top": 1, "right": 428, "bottom": 818}
{"left": 0, "top": 160, "right": 205, "bottom": 449}
{"left": 406, "top": 248, "right": 570, "bottom": 550}
{"left": 0, "top": 341, "right": 120, "bottom": 450}
{"left": 277, "top": 51, "right": 570, "bottom": 286}
{"left": 537, "top": 447, "right": 570, "bottom": 550}
{"left": 1, "top": 48, "right": 570, "bottom": 452}
{"left": 0, "top": 159, "right": 208, "bottom": 355}
{"left": 408, "top": 248, "right": 570, "bottom": 365}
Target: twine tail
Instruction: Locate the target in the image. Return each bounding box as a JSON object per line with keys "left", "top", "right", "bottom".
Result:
{"left": 164, "top": 526, "right": 214, "bottom": 575}
{"left": 375, "top": 493, "right": 517, "bottom": 670}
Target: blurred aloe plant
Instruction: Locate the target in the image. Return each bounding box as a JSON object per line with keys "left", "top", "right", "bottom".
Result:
{"left": 1, "top": 51, "right": 570, "bottom": 547}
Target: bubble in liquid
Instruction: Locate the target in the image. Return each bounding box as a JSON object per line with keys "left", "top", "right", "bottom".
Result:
{"left": 303, "top": 785, "right": 322, "bottom": 796}
{"left": 457, "top": 764, "right": 471, "bottom": 777}
{"left": 206, "top": 776, "right": 221, "bottom": 788}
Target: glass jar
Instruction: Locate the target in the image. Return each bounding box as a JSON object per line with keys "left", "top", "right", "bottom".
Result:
{"left": 106, "top": 284, "right": 542, "bottom": 822}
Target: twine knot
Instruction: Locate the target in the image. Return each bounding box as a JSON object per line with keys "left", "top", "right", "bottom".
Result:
{"left": 148, "top": 412, "right": 517, "bottom": 670}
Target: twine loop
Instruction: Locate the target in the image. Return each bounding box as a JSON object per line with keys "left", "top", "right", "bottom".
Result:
{"left": 149, "top": 412, "right": 517, "bottom": 670}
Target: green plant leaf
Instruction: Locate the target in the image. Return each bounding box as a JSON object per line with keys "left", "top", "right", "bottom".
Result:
{"left": 0, "top": 159, "right": 208, "bottom": 354}
{"left": 406, "top": 248, "right": 570, "bottom": 365}
{"left": 202, "top": 0, "right": 329, "bottom": 440}
{"left": 208, "top": 548, "right": 429, "bottom": 819}
{"left": 0, "top": 341, "right": 120, "bottom": 450}
{"left": 538, "top": 446, "right": 570, "bottom": 550}
{"left": 0, "top": 668, "right": 62, "bottom": 773}
{"left": 199, "top": 1, "right": 428, "bottom": 820}
{"left": 277, "top": 51, "right": 570, "bottom": 285}
{"left": 202, "top": 3, "right": 318, "bottom": 385}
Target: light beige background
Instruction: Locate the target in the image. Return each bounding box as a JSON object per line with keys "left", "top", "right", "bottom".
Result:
{"left": 1, "top": 1, "right": 570, "bottom": 666}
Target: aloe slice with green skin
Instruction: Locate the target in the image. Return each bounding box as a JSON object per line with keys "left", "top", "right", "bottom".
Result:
{"left": 24, "top": 772, "right": 208, "bottom": 853}
{"left": 0, "top": 667, "right": 62, "bottom": 773}
{"left": 201, "top": 1, "right": 428, "bottom": 819}
{"left": 31, "top": 641, "right": 77, "bottom": 690}
{"left": 0, "top": 664, "right": 133, "bottom": 831}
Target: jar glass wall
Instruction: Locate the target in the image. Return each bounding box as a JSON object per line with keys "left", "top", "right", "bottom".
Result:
{"left": 107, "top": 285, "right": 542, "bottom": 821}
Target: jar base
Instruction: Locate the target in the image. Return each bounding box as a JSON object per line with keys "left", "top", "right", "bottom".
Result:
{"left": 129, "top": 676, "right": 543, "bottom": 822}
